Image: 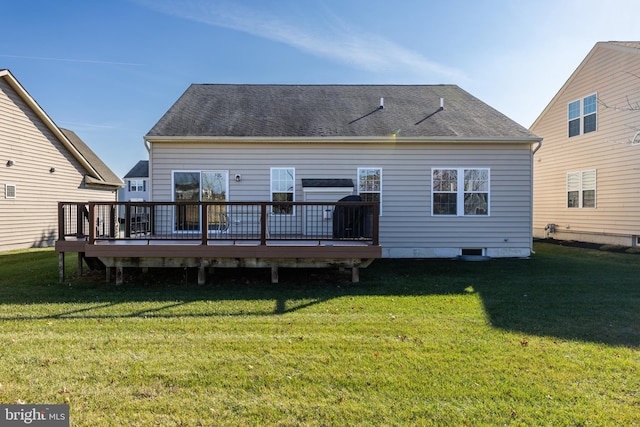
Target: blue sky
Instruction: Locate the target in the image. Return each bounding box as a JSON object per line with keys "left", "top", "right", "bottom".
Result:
{"left": 2, "top": 0, "right": 640, "bottom": 177}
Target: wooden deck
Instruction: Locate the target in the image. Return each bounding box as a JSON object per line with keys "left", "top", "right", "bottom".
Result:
{"left": 56, "top": 201, "right": 381, "bottom": 284}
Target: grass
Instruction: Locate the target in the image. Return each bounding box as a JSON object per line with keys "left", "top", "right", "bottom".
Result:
{"left": 0, "top": 243, "right": 639, "bottom": 426}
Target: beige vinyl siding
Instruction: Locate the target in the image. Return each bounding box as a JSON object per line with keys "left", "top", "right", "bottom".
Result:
{"left": 0, "top": 79, "right": 116, "bottom": 251}
{"left": 151, "top": 141, "right": 533, "bottom": 258}
{"left": 532, "top": 43, "right": 640, "bottom": 245}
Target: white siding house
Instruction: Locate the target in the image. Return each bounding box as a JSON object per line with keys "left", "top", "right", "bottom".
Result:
{"left": 0, "top": 69, "right": 122, "bottom": 251}
{"left": 531, "top": 42, "right": 640, "bottom": 246}
{"left": 120, "top": 160, "right": 149, "bottom": 202}
{"left": 146, "top": 84, "right": 541, "bottom": 259}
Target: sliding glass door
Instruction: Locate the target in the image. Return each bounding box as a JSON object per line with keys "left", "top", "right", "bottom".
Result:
{"left": 173, "top": 171, "right": 228, "bottom": 232}
{"left": 202, "top": 172, "right": 228, "bottom": 232}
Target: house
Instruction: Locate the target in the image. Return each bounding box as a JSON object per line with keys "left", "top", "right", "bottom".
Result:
{"left": 118, "top": 160, "right": 149, "bottom": 227}
{"left": 120, "top": 160, "right": 149, "bottom": 202}
{"left": 55, "top": 84, "right": 541, "bottom": 284}
{"left": 0, "top": 69, "right": 122, "bottom": 251}
{"left": 145, "top": 84, "right": 541, "bottom": 260}
{"left": 531, "top": 42, "right": 640, "bottom": 247}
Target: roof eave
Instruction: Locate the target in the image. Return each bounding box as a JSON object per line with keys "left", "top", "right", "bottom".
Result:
{"left": 145, "top": 135, "right": 541, "bottom": 144}
{"left": 85, "top": 175, "right": 124, "bottom": 189}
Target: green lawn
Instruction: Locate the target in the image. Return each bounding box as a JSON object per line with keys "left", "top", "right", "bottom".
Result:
{"left": 0, "top": 243, "right": 638, "bottom": 426}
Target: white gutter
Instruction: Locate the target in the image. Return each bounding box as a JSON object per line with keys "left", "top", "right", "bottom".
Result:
{"left": 144, "top": 135, "right": 543, "bottom": 145}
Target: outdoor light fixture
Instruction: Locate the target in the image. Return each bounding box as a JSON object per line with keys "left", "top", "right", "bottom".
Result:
{"left": 50, "top": 167, "right": 56, "bottom": 173}
{"left": 6, "top": 160, "right": 14, "bottom": 166}
{"left": 235, "top": 174, "right": 242, "bottom": 182}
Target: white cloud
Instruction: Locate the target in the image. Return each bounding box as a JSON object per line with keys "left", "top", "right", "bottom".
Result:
{"left": 0, "top": 54, "right": 143, "bottom": 66}
{"left": 135, "top": 0, "right": 466, "bottom": 82}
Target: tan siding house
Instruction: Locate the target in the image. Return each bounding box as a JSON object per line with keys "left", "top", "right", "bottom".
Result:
{"left": 146, "top": 84, "right": 541, "bottom": 259}
{"left": 0, "top": 69, "right": 122, "bottom": 251}
{"left": 531, "top": 42, "right": 640, "bottom": 246}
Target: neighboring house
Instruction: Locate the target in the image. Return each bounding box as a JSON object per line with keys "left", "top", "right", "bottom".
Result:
{"left": 118, "top": 160, "right": 149, "bottom": 230}
{"left": 0, "top": 69, "right": 122, "bottom": 251}
{"left": 145, "top": 84, "right": 542, "bottom": 259}
{"left": 120, "top": 160, "right": 149, "bottom": 202}
{"left": 531, "top": 42, "right": 640, "bottom": 247}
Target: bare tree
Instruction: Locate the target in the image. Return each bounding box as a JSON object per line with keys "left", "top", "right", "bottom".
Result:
{"left": 597, "top": 72, "right": 640, "bottom": 144}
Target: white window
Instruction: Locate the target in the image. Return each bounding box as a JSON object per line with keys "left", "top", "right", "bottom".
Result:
{"left": 129, "top": 179, "right": 145, "bottom": 192}
{"left": 568, "top": 94, "right": 597, "bottom": 137}
{"left": 432, "top": 168, "right": 490, "bottom": 216}
{"left": 567, "top": 170, "right": 596, "bottom": 208}
{"left": 271, "top": 168, "right": 295, "bottom": 215}
{"left": 358, "top": 167, "right": 382, "bottom": 214}
{"left": 5, "top": 184, "right": 16, "bottom": 199}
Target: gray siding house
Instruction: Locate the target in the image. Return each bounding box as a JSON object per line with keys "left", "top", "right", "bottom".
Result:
{"left": 145, "top": 84, "right": 541, "bottom": 259}
{"left": 1, "top": 69, "right": 122, "bottom": 252}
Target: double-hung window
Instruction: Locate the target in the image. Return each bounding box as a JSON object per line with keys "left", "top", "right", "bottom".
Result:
{"left": 567, "top": 170, "right": 596, "bottom": 208}
{"left": 432, "top": 168, "right": 490, "bottom": 216}
{"left": 568, "top": 94, "right": 597, "bottom": 137}
{"left": 129, "top": 179, "right": 145, "bottom": 192}
{"left": 358, "top": 167, "right": 382, "bottom": 214}
{"left": 271, "top": 168, "right": 295, "bottom": 214}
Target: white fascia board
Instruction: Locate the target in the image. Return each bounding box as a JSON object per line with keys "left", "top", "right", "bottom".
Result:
{"left": 144, "top": 135, "right": 541, "bottom": 145}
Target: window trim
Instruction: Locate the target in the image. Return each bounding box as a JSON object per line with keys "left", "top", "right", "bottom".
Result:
{"left": 270, "top": 167, "right": 295, "bottom": 215}
{"left": 568, "top": 93, "right": 597, "bottom": 137}
{"left": 129, "top": 179, "right": 145, "bottom": 192}
{"left": 431, "top": 168, "right": 490, "bottom": 216}
{"left": 567, "top": 169, "right": 597, "bottom": 209}
{"left": 5, "top": 183, "right": 16, "bottom": 199}
{"left": 357, "top": 167, "right": 382, "bottom": 215}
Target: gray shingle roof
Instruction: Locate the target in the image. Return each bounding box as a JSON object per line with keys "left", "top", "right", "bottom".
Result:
{"left": 60, "top": 128, "right": 123, "bottom": 187}
{"left": 123, "top": 160, "right": 149, "bottom": 179}
{"left": 146, "top": 84, "right": 538, "bottom": 140}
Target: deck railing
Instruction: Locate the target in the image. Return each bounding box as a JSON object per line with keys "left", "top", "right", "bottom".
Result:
{"left": 58, "top": 201, "right": 379, "bottom": 246}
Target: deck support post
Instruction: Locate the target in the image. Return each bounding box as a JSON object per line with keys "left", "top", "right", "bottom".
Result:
{"left": 271, "top": 266, "right": 279, "bottom": 284}
{"left": 58, "top": 252, "right": 65, "bottom": 283}
{"left": 106, "top": 267, "right": 111, "bottom": 283}
{"left": 115, "top": 266, "right": 124, "bottom": 285}
{"left": 352, "top": 267, "right": 359, "bottom": 283}
{"left": 78, "top": 253, "right": 84, "bottom": 277}
{"left": 198, "top": 265, "right": 206, "bottom": 285}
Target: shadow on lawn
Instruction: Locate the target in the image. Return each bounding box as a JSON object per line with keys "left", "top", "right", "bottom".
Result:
{"left": 1, "top": 245, "right": 638, "bottom": 347}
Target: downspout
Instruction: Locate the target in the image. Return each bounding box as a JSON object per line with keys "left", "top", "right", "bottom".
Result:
{"left": 144, "top": 138, "right": 152, "bottom": 201}
{"left": 530, "top": 140, "right": 543, "bottom": 254}
{"left": 532, "top": 140, "right": 542, "bottom": 155}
